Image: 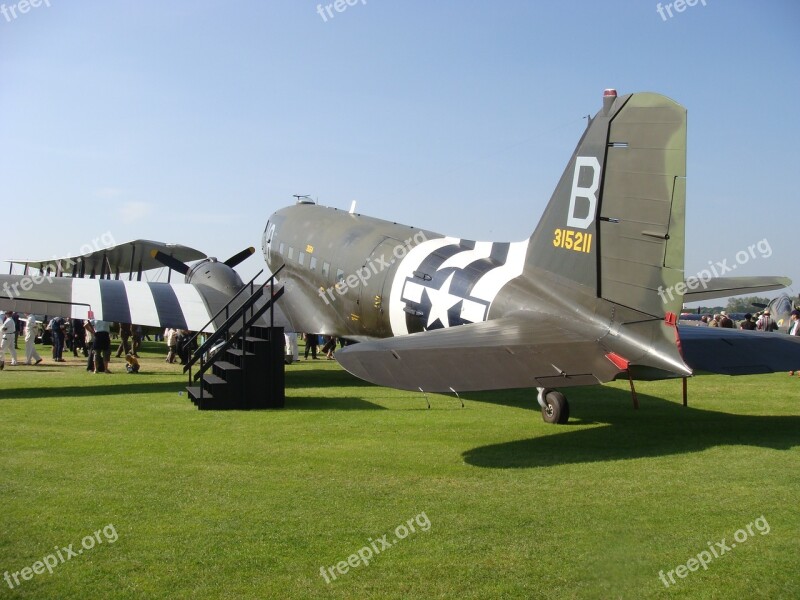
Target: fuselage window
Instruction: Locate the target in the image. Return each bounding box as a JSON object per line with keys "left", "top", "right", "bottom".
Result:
{"left": 288, "top": 247, "right": 295, "bottom": 260}
{"left": 322, "top": 261, "right": 330, "bottom": 278}
{"left": 309, "top": 256, "right": 317, "bottom": 271}
{"left": 336, "top": 268, "right": 345, "bottom": 284}
{"left": 279, "top": 242, "right": 285, "bottom": 256}
{"left": 298, "top": 252, "right": 306, "bottom": 266}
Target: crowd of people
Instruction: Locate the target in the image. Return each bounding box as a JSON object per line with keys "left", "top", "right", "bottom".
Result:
{"left": 0, "top": 314, "right": 343, "bottom": 371}
{"left": 693, "top": 308, "right": 795, "bottom": 333}
{"left": 0, "top": 313, "right": 198, "bottom": 373}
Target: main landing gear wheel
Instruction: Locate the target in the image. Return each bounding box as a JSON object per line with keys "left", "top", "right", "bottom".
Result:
{"left": 537, "top": 388, "right": 570, "bottom": 424}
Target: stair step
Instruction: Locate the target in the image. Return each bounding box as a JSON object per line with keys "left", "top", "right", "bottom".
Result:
{"left": 187, "top": 386, "right": 230, "bottom": 410}
{"left": 226, "top": 348, "right": 255, "bottom": 357}
{"left": 186, "top": 385, "right": 205, "bottom": 405}
{"left": 203, "top": 373, "right": 227, "bottom": 386}
{"left": 213, "top": 360, "right": 240, "bottom": 372}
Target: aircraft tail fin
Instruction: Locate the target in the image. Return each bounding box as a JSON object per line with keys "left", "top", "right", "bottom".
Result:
{"left": 525, "top": 90, "right": 687, "bottom": 319}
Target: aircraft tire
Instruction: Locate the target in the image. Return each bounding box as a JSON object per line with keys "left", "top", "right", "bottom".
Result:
{"left": 542, "top": 391, "right": 569, "bottom": 424}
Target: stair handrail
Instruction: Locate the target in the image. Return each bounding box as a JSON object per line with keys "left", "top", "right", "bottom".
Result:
{"left": 191, "top": 286, "right": 285, "bottom": 382}
{"left": 185, "top": 286, "right": 266, "bottom": 373}
{"left": 185, "top": 265, "right": 285, "bottom": 384}
{"left": 185, "top": 268, "right": 265, "bottom": 350}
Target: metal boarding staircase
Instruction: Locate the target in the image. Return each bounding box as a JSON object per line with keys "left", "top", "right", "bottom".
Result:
{"left": 184, "top": 266, "right": 286, "bottom": 410}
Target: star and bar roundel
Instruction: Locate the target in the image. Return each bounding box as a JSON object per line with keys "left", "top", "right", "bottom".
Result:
{"left": 388, "top": 237, "right": 529, "bottom": 336}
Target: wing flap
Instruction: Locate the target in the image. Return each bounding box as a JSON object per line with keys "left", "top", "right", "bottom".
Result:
{"left": 336, "top": 314, "right": 622, "bottom": 392}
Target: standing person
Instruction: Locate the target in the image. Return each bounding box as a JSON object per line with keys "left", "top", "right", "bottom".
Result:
{"left": 719, "top": 311, "right": 733, "bottom": 328}
{"left": 788, "top": 310, "right": 800, "bottom": 376}
{"left": 131, "top": 325, "right": 142, "bottom": 357}
{"left": 50, "top": 315, "right": 66, "bottom": 362}
{"left": 304, "top": 332, "right": 319, "bottom": 360}
{"left": 757, "top": 309, "right": 777, "bottom": 332}
{"left": 285, "top": 332, "right": 299, "bottom": 363}
{"left": 740, "top": 313, "right": 757, "bottom": 331}
{"left": 12, "top": 312, "right": 20, "bottom": 349}
{"left": 0, "top": 311, "right": 18, "bottom": 369}
{"left": 165, "top": 328, "right": 178, "bottom": 363}
{"left": 88, "top": 318, "right": 112, "bottom": 373}
{"left": 24, "top": 313, "right": 42, "bottom": 365}
{"left": 84, "top": 320, "right": 96, "bottom": 371}
{"left": 115, "top": 323, "right": 132, "bottom": 358}
{"left": 71, "top": 318, "right": 87, "bottom": 357}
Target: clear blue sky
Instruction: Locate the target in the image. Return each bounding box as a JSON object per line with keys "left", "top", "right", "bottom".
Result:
{"left": 2, "top": 1, "right": 798, "bottom": 304}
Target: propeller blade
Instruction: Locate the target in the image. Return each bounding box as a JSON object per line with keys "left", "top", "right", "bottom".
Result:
{"left": 751, "top": 302, "right": 768, "bottom": 309}
{"left": 150, "top": 250, "right": 190, "bottom": 275}
{"left": 224, "top": 247, "right": 255, "bottom": 268}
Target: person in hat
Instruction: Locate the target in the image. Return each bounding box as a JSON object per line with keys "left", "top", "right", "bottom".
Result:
{"left": 740, "top": 313, "right": 757, "bottom": 331}
{"left": 756, "top": 309, "right": 777, "bottom": 332}
{"left": 0, "top": 310, "right": 19, "bottom": 369}
{"left": 719, "top": 311, "right": 733, "bottom": 328}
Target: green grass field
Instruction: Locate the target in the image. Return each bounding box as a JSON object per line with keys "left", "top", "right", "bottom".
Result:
{"left": 1, "top": 341, "right": 798, "bottom": 599}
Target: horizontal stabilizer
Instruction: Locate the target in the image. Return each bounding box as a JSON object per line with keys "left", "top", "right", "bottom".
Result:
{"left": 679, "top": 325, "right": 800, "bottom": 375}
{"left": 683, "top": 276, "right": 791, "bottom": 302}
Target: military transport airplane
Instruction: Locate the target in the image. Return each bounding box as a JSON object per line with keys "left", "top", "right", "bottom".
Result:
{"left": 3, "top": 89, "right": 800, "bottom": 424}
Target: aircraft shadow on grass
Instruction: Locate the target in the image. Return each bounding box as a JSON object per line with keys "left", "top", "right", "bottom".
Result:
{"left": 285, "top": 366, "right": 374, "bottom": 389}
{"left": 284, "top": 366, "right": 388, "bottom": 410}
{"left": 461, "top": 386, "right": 800, "bottom": 469}
{"left": 287, "top": 396, "right": 387, "bottom": 411}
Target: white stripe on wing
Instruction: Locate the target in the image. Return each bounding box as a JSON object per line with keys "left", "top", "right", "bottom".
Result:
{"left": 171, "top": 284, "right": 215, "bottom": 332}
{"left": 70, "top": 279, "right": 103, "bottom": 320}
{"left": 123, "top": 281, "right": 160, "bottom": 326}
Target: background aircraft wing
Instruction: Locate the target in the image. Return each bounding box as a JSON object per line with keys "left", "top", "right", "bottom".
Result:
{"left": 0, "top": 275, "right": 290, "bottom": 332}
{"left": 335, "top": 313, "right": 627, "bottom": 393}
{"left": 682, "top": 276, "right": 791, "bottom": 302}
{"left": 678, "top": 325, "right": 800, "bottom": 375}
{"left": 8, "top": 239, "right": 206, "bottom": 277}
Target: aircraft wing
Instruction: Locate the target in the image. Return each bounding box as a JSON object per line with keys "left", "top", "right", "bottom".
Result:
{"left": 337, "top": 312, "right": 800, "bottom": 392}
{"left": 335, "top": 313, "right": 629, "bottom": 393}
{"left": 678, "top": 325, "right": 800, "bottom": 375}
{"left": 8, "top": 239, "right": 206, "bottom": 277}
{"left": 0, "top": 275, "right": 290, "bottom": 332}
{"left": 682, "top": 276, "right": 791, "bottom": 302}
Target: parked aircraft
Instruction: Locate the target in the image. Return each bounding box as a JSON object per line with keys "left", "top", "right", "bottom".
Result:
{"left": 3, "top": 90, "right": 799, "bottom": 423}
